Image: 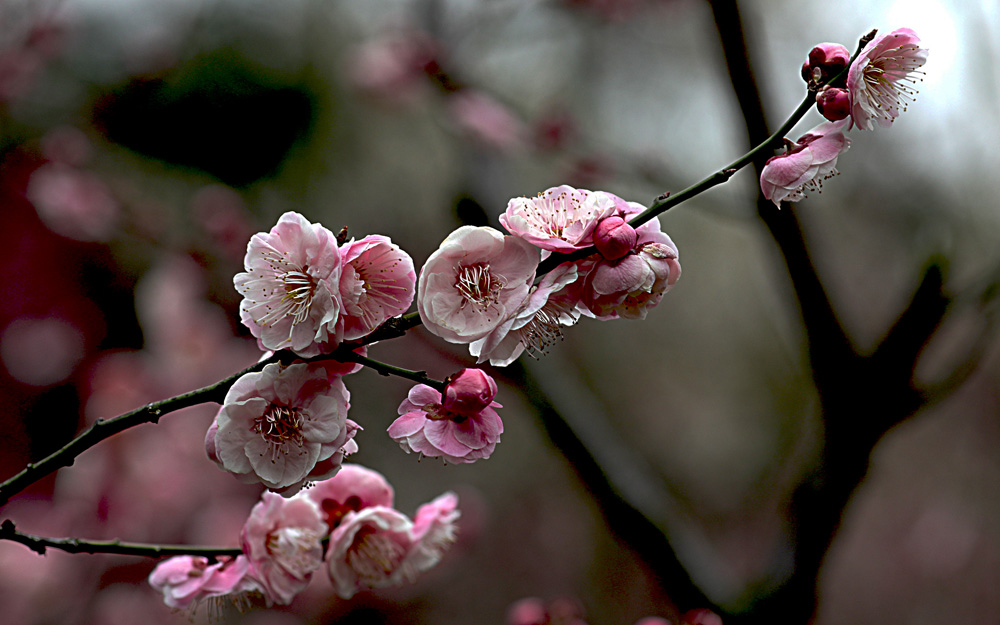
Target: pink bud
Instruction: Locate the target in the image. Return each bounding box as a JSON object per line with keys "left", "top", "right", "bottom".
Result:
{"left": 593, "top": 216, "right": 637, "bottom": 261}
{"left": 204, "top": 418, "right": 220, "bottom": 464}
{"left": 815, "top": 86, "right": 851, "bottom": 121}
{"left": 442, "top": 368, "right": 498, "bottom": 417}
{"left": 801, "top": 42, "right": 850, "bottom": 86}
{"left": 680, "top": 609, "right": 723, "bottom": 625}
{"left": 506, "top": 598, "right": 548, "bottom": 625}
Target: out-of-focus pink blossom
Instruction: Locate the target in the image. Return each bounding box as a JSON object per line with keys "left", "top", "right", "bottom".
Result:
{"left": 235, "top": 212, "right": 344, "bottom": 357}
{"left": 347, "top": 29, "right": 438, "bottom": 107}
{"left": 339, "top": 235, "right": 416, "bottom": 340}
{"left": 634, "top": 618, "right": 672, "bottom": 625}
{"left": 593, "top": 215, "right": 637, "bottom": 261}
{"left": 578, "top": 218, "right": 681, "bottom": 320}
{"left": 324, "top": 492, "right": 459, "bottom": 599}
{"left": 680, "top": 608, "right": 724, "bottom": 625}
{"left": 304, "top": 464, "right": 395, "bottom": 530}
{"left": 447, "top": 90, "right": 528, "bottom": 153}
{"left": 212, "top": 362, "right": 353, "bottom": 493}
{"left": 800, "top": 42, "right": 850, "bottom": 85}
{"left": 387, "top": 383, "right": 503, "bottom": 464}
{"left": 417, "top": 225, "right": 538, "bottom": 344}
{"left": 500, "top": 185, "right": 618, "bottom": 253}
{"left": 192, "top": 184, "right": 255, "bottom": 263}
{"left": 26, "top": 163, "right": 119, "bottom": 242}
{"left": 815, "top": 86, "right": 851, "bottom": 122}
{"left": 760, "top": 120, "right": 850, "bottom": 206}
{"left": 470, "top": 262, "right": 581, "bottom": 366}
{"left": 507, "top": 597, "right": 549, "bottom": 625}
{"left": 442, "top": 368, "right": 498, "bottom": 416}
{"left": 241, "top": 492, "right": 327, "bottom": 606}
{"left": 0, "top": 316, "right": 85, "bottom": 386}
{"left": 847, "top": 28, "right": 927, "bottom": 130}
{"left": 147, "top": 555, "right": 259, "bottom": 611}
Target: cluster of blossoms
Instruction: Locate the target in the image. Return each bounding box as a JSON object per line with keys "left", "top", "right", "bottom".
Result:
{"left": 760, "top": 28, "right": 927, "bottom": 206}
{"left": 149, "top": 465, "right": 459, "bottom": 611}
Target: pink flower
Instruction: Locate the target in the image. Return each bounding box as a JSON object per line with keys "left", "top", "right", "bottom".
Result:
{"left": 417, "top": 226, "right": 538, "bottom": 344}
{"left": 577, "top": 218, "right": 681, "bottom": 320}
{"left": 338, "top": 235, "right": 416, "bottom": 340}
{"left": 499, "top": 185, "right": 618, "bottom": 252}
{"left": 235, "top": 212, "right": 344, "bottom": 357}
{"left": 847, "top": 28, "right": 927, "bottom": 130}
{"left": 304, "top": 463, "right": 395, "bottom": 530}
{"left": 800, "top": 42, "right": 850, "bottom": 85}
{"left": 447, "top": 90, "right": 528, "bottom": 153}
{"left": 442, "top": 368, "right": 498, "bottom": 416}
{"left": 241, "top": 492, "right": 327, "bottom": 605}
{"left": 148, "top": 555, "right": 260, "bottom": 611}
{"left": 681, "top": 609, "right": 724, "bottom": 625}
{"left": 470, "top": 262, "right": 581, "bottom": 366}
{"left": 212, "top": 362, "right": 353, "bottom": 492}
{"left": 760, "top": 120, "right": 850, "bottom": 206}
{"left": 387, "top": 383, "right": 503, "bottom": 463}
{"left": 815, "top": 86, "right": 851, "bottom": 122}
{"left": 593, "top": 215, "right": 637, "bottom": 260}
{"left": 324, "top": 492, "right": 459, "bottom": 599}
{"left": 26, "top": 163, "right": 119, "bottom": 242}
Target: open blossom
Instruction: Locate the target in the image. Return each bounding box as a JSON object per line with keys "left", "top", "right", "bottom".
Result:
{"left": 760, "top": 120, "right": 850, "bottom": 206}
{"left": 387, "top": 383, "right": 503, "bottom": 463}
{"left": 241, "top": 492, "right": 327, "bottom": 605}
{"left": 212, "top": 362, "right": 353, "bottom": 493}
{"left": 418, "top": 226, "right": 538, "bottom": 344}
{"left": 500, "top": 185, "right": 618, "bottom": 252}
{"left": 305, "top": 464, "right": 396, "bottom": 529}
{"left": 470, "top": 262, "right": 581, "bottom": 366}
{"left": 235, "top": 212, "right": 344, "bottom": 357}
{"left": 148, "top": 555, "right": 260, "bottom": 611}
{"left": 339, "top": 235, "right": 416, "bottom": 340}
{"left": 847, "top": 28, "right": 927, "bottom": 130}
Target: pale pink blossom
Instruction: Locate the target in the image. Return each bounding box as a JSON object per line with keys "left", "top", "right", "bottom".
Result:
{"left": 305, "top": 464, "right": 395, "bottom": 530}
{"left": 760, "top": 120, "right": 850, "bottom": 206}
{"left": 847, "top": 28, "right": 927, "bottom": 130}
{"left": 347, "top": 28, "right": 437, "bottom": 107}
{"left": 241, "top": 492, "right": 327, "bottom": 605}
{"left": 470, "top": 262, "right": 581, "bottom": 366}
{"left": 324, "top": 492, "right": 459, "bottom": 599}
{"left": 442, "top": 368, "right": 498, "bottom": 416}
{"left": 339, "top": 235, "right": 416, "bottom": 340}
{"left": 578, "top": 218, "right": 681, "bottom": 320}
{"left": 500, "top": 185, "right": 618, "bottom": 252}
{"left": 387, "top": 383, "right": 503, "bottom": 463}
{"left": 235, "top": 212, "right": 344, "bottom": 357}
{"left": 417, "top": 226, "right": 538, "bottom": 344}
{"left": 147, "top": 555, "right": 259, "bottom": 611}
{"left": 447, "top": 90, "right": 528, "bottom": 153}
{"left": 212, "top": 362, "right": 353, "bottom": 492}
{"left": 26, "top": 163, "right": 119, "bottom": 242}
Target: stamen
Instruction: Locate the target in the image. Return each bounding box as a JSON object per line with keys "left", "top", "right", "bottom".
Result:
{"left": 454, "top": 263, "right": 506, "bottom": 310}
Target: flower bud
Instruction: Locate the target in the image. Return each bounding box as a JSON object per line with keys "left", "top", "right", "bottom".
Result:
{"left": 801, "top": 42, "right": 850, "bottom": 87}
{"left": 593, "top": 216, "right": 637, "bottom": 261}
{"left": 815, "top": 86, "right": 851, "bottom": 121}
{"left": 442, "top": 368, "right": 498, "bottom": 416}
{"left": 681, "top": 608, "right": 724, "bottom": 625}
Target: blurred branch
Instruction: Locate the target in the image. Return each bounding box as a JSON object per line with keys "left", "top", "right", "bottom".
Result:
{"left": 0, "top": 520, "right": 242, "bottom": 560}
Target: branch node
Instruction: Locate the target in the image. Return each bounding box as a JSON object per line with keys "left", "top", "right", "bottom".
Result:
{"left": 654, "top": 191, "right": 671, "bottom": 203}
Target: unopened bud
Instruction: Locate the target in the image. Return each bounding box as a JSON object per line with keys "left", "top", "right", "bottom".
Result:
{"left": 815, "top": 86, "right": 851, "bottom": 121}
{"left": 593, "top": 216, "right": 637, "bottom": 261}
{"left": 442, "top": 368, "right": 498, "bottom": 416}
{"left": 681, "top": 609, "right": 724, "bottom": 625}
{"left": 801, "top": 42, "right": 850, "bottom": 87}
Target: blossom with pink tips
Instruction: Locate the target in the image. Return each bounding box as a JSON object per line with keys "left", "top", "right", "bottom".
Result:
{"left": 211, "top": 362, "right": 354, "bottom": 493}
{"left": 241, "top": 492, "right": 327, "bottom": 605}
{"left": 417, "top": 225, "right": 538, "bottom": 344}
{"left": 760, "top": 120, "right": 851, "bottom": 206}
{"left": 500, "top": 185, "right": 618, "bottom": 252}
{"left": 324, "top": 492, "right": 459, "bottom": 599}
{"left": 338, "top": 235, "right": 416, "bottom": 340}
{"left": 387, "top": 383, "right": 503, "bottom": 463}
{"left": 148, "top": 555, "right": 260, "bottom": 611}
{"left": 470, "top": 262, "right": 581, "bottom": 366}
{"left": 235, "top": 211, "right": 344, "bottom": 357}
{"left": 847, "top": 28, "right": 927, "bottom": 131}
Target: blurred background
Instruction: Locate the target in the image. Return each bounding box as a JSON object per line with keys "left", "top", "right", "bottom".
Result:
{"left": 0, "top": 0, "right": 998, "bottom": 624}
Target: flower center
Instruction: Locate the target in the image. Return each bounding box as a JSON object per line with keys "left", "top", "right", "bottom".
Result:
{"left": 522, "top": 189, "right": 592, "bottom": 240}
{"left": 346, "top": 526, "right": 406, "bottom": 584}
{"left": 521, "top": 305, "right": 566, "bottom": 358}
{"left": 266, "top": 527, "right": 323, "bottom": 578}
{"left": 454, "top": 263, "right": 505, "bottom": 310}
{"left": 861, "top": 43, "right": 924, "bottom": 119}
{"left": 251, "top": 404, "right": 306, "bottom": 461}
{"left": 250, "top": 251, "right": 319, "bottom": 328}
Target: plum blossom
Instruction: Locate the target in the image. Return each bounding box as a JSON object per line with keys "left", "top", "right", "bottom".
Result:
{"left": 815, "top": 86, "right": 851, "bottom": 122}
{"left": 211, "top": 362, "right": 354, "bottom": 493}
{"left": 442, "top": 368, "right": 498, "bottom": 416}
{"left": 800, "top": 42, "right": 850, "bottom": 86}
{"left": 847, "top": 28, "right": 927, "bottom": 130}
{"left": 241, "top": 492, "right": 327, "bottom": 605}
{"left": 470, "top": 262, "right": 581, "bottom": 366}
{"left": 500, "top": 185, "right": 618, "bottom": 252}
{"left": 305, "top": 464, "right": 395, "bottom": 529}
{"left": 338, "top": 235, "right": 416, "bottom": 340}
{"left": 388, "top": 383, "right": 503, "bottom": 463}
{"left": 235, "top": 212, "right": 344, "bottom": 357}
{"left": 325, "top": 492, "right": 459, "bottom": 599}
{"left": 147, "top": 555, "right": 261, "bottom": 612}
{"left": 760, "top": 120, "right": 850, "bottom": 206}
{"left": 418, "top": 226, "right": 538, "bottom": 344}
